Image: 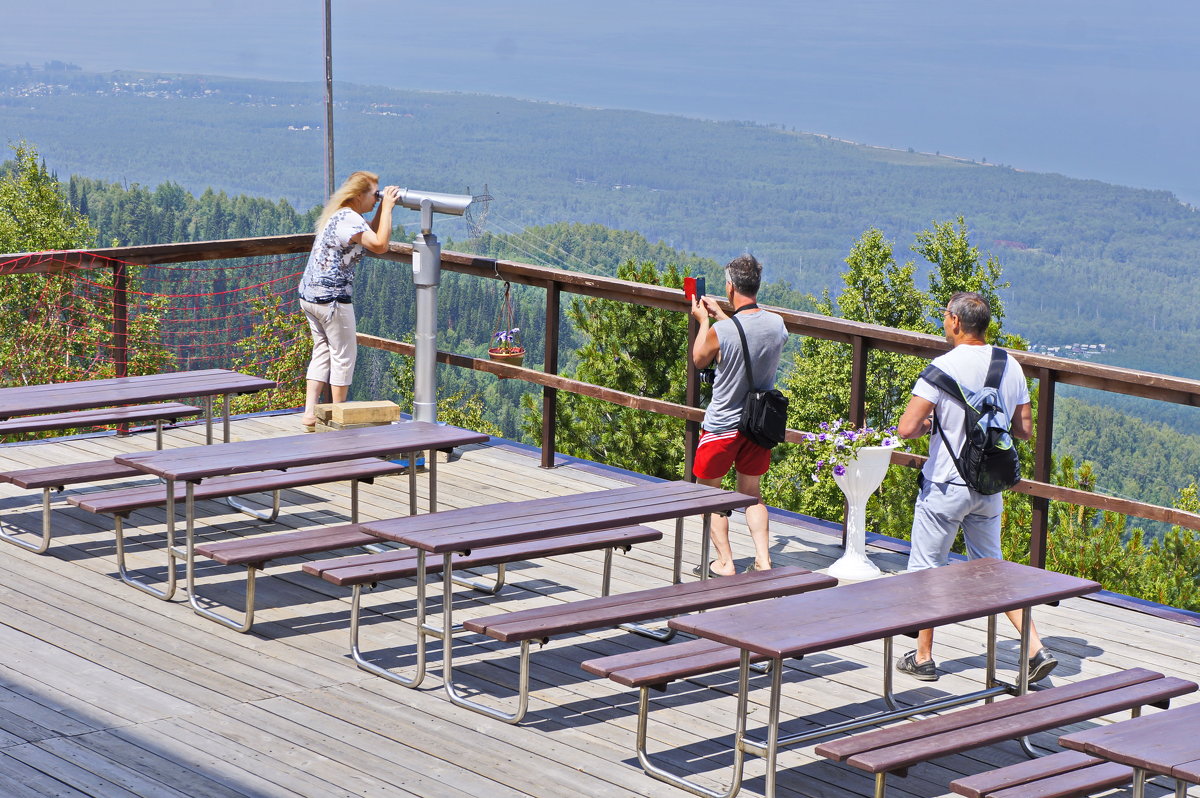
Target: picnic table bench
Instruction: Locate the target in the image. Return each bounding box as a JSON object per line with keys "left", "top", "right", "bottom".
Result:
{"left": 68, "top": 422, "right": 488, "bottom": 610}
{"left": 0, "top": 370, "right": 274, "bottom": 553}
{"left": 950, "top": 750, "right": 1133, "bottom": 798}
{"left": 455, "top": 566, "right": 836, "bottom": 723}
{"left": 1, "top": 459, "right": 151, "bottom": 553}
{"left": 646, "top": 559, "right": 1105, "bottom": 798}
{"left": 1058, "top": 701, "right": 1200, "bottom": 798}
{"left": 0, "top": 368, "right": 274, "bottom": 444}
{"left": 815, "top": 667, "right": 1196, "bottom": 797}
{"left": 344, "top": 480, "right": 762, "bottom": 712}
{"left": 0, "top": 402, "right": 200, "bottom": 442}
{"left": 188, "top": 523, "right": 662, "bottom": 634}
{"left": 71, "top": 457, "right": 407, "bottom": 626}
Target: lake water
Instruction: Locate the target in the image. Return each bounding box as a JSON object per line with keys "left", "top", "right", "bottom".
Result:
{"left": 4, "top": 0, "right": 1199, "bottom": 203}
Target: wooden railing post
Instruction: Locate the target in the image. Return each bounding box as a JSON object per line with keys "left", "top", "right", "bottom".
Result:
{"left": 684, "top": 313, "right": 701, "bottom": 482}
{"left": 540, "top": 281, "right": 561, "bottom": 469}
{"left": 1029, "top": 368, "right": 1056, "bottom": 568}
{"left": 849, "top": 335, "right": 868, "bottom": 427}
{"left": 112, "top": 262, "right": 128, "bottom": 379}
{"left": 846, "top": 335, "right": 869, "bottom": 546}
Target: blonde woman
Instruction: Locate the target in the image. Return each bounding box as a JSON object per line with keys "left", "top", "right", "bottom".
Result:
{"left": 298, "top": 170, "right": 399, "bottom": 430}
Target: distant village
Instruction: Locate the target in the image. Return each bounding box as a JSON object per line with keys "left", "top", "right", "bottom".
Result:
{"left": 1027, "top": 342, "right": 1110, "bottom": 360}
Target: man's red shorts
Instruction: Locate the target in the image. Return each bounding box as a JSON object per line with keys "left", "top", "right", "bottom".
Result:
{"left": 693, "top": 429, "right": 771, "bottom": 480}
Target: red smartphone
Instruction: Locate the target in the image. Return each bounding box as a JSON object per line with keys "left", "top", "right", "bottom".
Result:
{"left": 684, "top": 276, "right": 706, "bottom": 301}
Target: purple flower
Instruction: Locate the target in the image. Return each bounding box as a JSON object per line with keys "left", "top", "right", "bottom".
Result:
{"left": 833, "top": 464, "right": 846, "bottom": 476}
{"left": 819, "top": 421, "right": 830, "bottom": 430}
{"left": 815, "top": 460, "right": 825, "bottom": 468}
{"left": 818, "top": 433, "right": 827, "bottom": 442}
{"left": 882, "top": 438, "right": 893, "bottom": 446}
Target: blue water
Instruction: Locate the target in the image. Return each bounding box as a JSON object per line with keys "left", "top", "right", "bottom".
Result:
{"left": 4, "top": 0, "right": 1199, "bottom": 203}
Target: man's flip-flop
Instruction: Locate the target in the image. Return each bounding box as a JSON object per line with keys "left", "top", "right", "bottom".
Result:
{"left": 692, "top": 560, "right": 725, "bottom": 577}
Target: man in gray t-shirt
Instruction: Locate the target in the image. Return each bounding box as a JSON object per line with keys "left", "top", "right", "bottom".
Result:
{"left": 689, "top": 255, "right": 787, "bottom": 576}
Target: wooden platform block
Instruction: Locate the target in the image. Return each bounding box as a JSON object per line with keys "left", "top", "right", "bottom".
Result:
{"left": 331, "top": 400, "right": 400, "bottom": 425}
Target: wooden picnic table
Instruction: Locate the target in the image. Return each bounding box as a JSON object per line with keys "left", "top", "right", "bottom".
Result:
{"left": 355, "top": 480, "right": 759, "bottom": 700}
{"left": 662, "top": 558, "right": 1101, "bottom": 798}
{"left": 109, "top": 421, "right": 489, "bottom": 605}
{"left": 1059, "top": 702, "right": 1200, "bottom": 798}
{"left": 0, "top": 369, "right": 275, "bottom": 443}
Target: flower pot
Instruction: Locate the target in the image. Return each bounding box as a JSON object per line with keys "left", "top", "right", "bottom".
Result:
{"left": 488, "top": 347, "right": 525, "bottom": 371}
{"left": 828, "top": 444, "right": 897, "bottom": 580}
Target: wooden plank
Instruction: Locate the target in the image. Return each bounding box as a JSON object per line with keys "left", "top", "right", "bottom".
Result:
{"left": 0, "top": 748, "right": 94, "bottom": 797}
{"left": 0, "top": 411, "right": 1197, "bottom": 798}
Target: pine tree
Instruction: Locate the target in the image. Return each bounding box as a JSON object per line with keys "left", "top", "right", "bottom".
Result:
{"left": 522, "top": 259, "right": 689, "bottom": 478}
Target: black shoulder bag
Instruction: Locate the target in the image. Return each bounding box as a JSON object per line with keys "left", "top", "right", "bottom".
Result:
{"left": 730, "top": 313, "right": 789, "bottom": 449}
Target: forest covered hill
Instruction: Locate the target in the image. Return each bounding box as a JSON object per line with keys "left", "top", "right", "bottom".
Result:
{"left": 5, "top": 64, "right": 1200, "bottom": 376}
{"left": 4, "top": 64, "right": 1200, "bottom": 386}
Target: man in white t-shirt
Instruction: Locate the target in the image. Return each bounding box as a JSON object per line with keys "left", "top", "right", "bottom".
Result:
{"left": 894, "top": 291, "right": 1058, "bottom": 683}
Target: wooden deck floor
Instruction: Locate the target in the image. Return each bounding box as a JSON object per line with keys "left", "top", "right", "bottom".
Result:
{"left": 0, "top": 414, "right": 1195, "bottom": 798}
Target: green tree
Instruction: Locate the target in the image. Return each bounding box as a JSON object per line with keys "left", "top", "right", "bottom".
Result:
{"left": 522, "top": 259, "right": 689, "bottom": 478}
{"left": 767, "top": 221, "right": 1017, "bottom": 539}
{"left": 0, "top": 141, "right": 172, "bottom": 391}
{"left": 230, "top": 293, "right": 312, "bottom": 414}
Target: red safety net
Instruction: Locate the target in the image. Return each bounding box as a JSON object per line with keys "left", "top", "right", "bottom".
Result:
{"left": 0, "top": 251, "right": 307, "bottom": 389}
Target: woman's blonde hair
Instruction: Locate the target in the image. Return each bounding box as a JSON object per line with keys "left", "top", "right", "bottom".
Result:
{"left": 315, "top": 170, "right": 378, "bottom": 232}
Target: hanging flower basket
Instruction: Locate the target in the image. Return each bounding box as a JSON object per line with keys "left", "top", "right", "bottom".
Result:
{"left": 487, "top": 345, "right": 525, "bottom": 367}
{"left": 489, "top": 282, "right": 525, "bottom": 373}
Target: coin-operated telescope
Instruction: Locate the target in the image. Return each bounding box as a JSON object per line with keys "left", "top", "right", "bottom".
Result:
{"left": 399, "top": 188, "right": 472, "bottom": 424}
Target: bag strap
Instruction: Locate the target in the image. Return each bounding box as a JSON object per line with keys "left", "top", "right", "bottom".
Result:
{"left": 984, "top": 346, "right": 1009, "bottom": 392}
{"left": 730, "top": 314, "right": 757, "bottom": 392}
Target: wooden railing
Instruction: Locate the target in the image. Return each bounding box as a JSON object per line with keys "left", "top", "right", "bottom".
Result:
{"left": 8, "top": 234, "right": 1200, "bottom": 570}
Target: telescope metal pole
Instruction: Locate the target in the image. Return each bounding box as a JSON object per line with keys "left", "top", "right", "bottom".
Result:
{"left": 412, "top": 200, "right": 439, "bottom": 423}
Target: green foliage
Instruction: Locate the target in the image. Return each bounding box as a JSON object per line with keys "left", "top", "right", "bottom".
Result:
{"left": 768, "top": 221, "right": 1014, "bottom": 537}
{"left": 522, "top": 259, "right": 689, "bottom": 478}
{"left": 0, "top": 140, "right": 95, "bottom": 251}
{"left": 230, "top": 292, "right": 311, "bottom": 414}
{"left": 1008, "top": 458, "right": 1200, "bottom": 612}
{"left": 385, "top": 342, "right": 502, "bottom": 437}
{"left": 0, "top": 141, "right": 172, "bottom": 396}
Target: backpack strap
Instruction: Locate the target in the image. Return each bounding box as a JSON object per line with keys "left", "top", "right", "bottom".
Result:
{"left": 984, "top": 345, "right": 1009, "bottom": 391}
{"left": 917, "top": 347, "right": 1009, "bottom": 411}
{"left": 919, "top": 347, "right": 1010, "bottom": 488}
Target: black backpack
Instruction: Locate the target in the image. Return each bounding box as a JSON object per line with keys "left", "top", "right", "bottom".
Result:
{"left": 919, "top": 347, "right": 1021, "bottom": 495}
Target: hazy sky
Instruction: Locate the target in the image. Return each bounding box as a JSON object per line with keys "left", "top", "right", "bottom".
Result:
{"left": 5, "top": 1, "right": 1199, "bottom": 202}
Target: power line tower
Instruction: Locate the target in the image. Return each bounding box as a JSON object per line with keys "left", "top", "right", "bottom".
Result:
{"left": 465, "top": 184, "right": 493, "bottom": 239}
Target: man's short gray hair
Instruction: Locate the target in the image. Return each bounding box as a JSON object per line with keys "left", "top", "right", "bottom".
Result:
{"left": 725, "top": 254, "right": 762, "bottom": 297}
{"left": 946, "top": 291, "right": 991, "bottom": 337}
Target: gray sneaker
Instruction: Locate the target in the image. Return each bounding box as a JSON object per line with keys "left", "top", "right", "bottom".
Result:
{"left": 1027, "top": 648, "right": 1059, "bottom": 683}
{"left": 896, "top": 650, "right": 938, "bottom": 681}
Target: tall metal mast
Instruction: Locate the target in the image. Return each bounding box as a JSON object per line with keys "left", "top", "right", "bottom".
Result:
{"left": 323, "top": 0, "right": 335, "bottom": 198}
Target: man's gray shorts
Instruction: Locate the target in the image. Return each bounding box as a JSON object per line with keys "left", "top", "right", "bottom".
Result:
{"left": 907, "top": 480, "right": 1004, "bottom": 571}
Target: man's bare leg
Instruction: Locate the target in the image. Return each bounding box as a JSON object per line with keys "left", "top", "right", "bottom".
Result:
{"left": 698, "top": 476, "right": 737, "bottom": 575}
{"left": 737, "top": 471, "right": 771, "bottom": 570}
